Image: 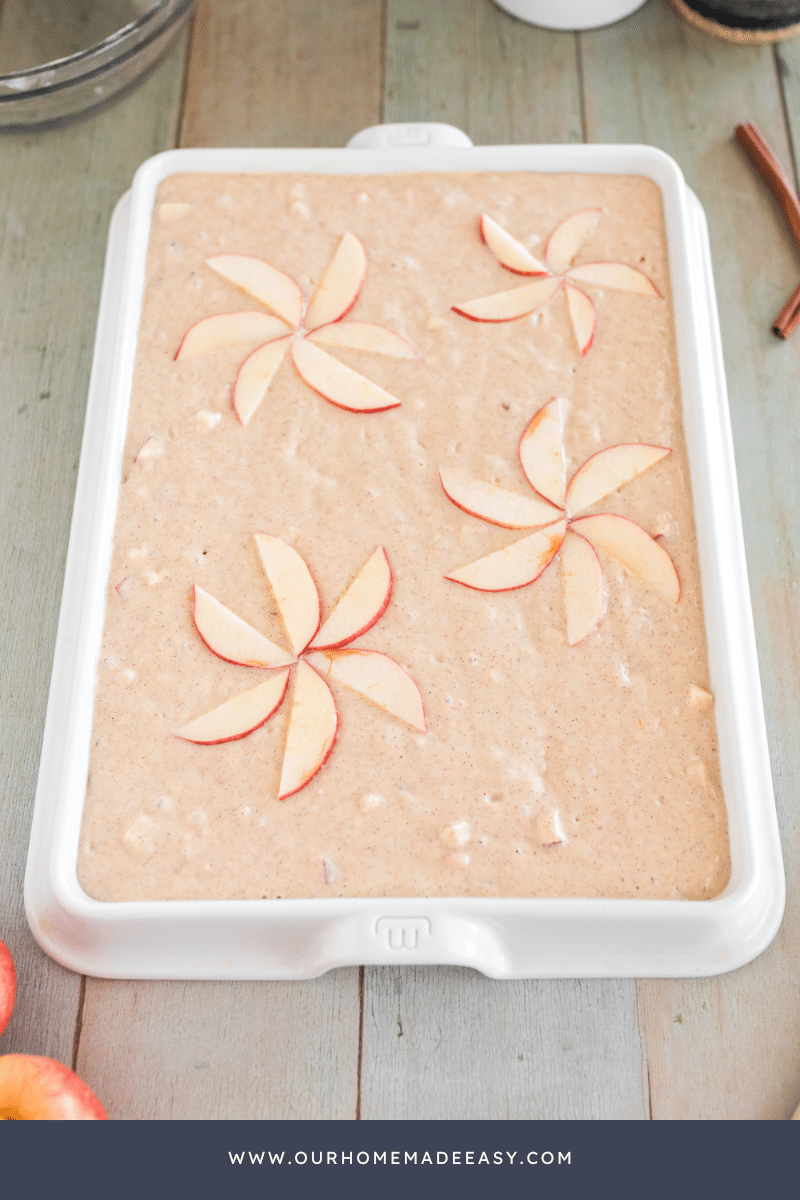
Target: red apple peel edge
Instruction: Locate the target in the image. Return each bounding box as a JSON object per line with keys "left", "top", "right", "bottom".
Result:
{"left": 0, "top": 940, "right": 16, "bottom": 1037}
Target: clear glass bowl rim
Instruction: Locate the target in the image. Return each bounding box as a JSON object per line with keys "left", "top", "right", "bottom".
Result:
{"left": 0, "top": 0, "right": 195, "bottom": 104}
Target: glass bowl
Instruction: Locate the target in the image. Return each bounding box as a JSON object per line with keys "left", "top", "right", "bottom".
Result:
{"left": 0, "top": 0, "right": 196, "bottom": 128}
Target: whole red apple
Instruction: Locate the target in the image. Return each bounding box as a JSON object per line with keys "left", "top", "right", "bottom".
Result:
{"left": 0, "top": 1055, "right": 107, "bottom": 1119}
{"left": 0, "top": 939, "right": 15, "bottom": 1037}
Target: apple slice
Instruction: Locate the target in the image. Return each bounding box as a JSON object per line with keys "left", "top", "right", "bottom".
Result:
{"left": 134, "top": 436, "right": 164, "bottom": 461}
{"left": 278, "top": 660, "right": 338, "bottom": 799}
{"left": 445, "top": 519, "right": 566, "bottom": 591}
{"left": 306, "top": 649, "right": 426, "bottom": 732}
{"left": 177, "top": 669, "right": 290, "bottom": 745}
{"left": 115, "top": 576, "right": 136, "bottom": 601}
{"left": 561, "top": 531, "right": 604, "bottom": 645}
{"left": 291, "top": 338, "right": 401, "bottom": 412}
{"left": 310, "top": 546, "right": 392, "bottom": 650}
{"left": 306, "top": 322, "right": 416, "bottom": 358}
{"left": 452, "top": 275, "right": 561, "bottom": 322}
{"left": 303, "top": 232, "right": 366, "bottom": 332}
{"left": 233, "top": 334, "right": 292, "bottom": 425}
{"left": 480, "top": 214, "right": 548, "bottom": 276}
{"left": 566, "top": 444, "right": 671, "bottom": 516}
{"left": 565, "top": 262, "right": 661, "bottom": 296}
{"left": 565, "top": 283, "right": 597, "bottom": 355}
{"left": 175, "top": 311, "right": 290, "bottom": 359}
{"left": 439, "top": 465, "right": 562, "bottom": 529}
{"left": 519, "top": 398, "right": 566, "bottom": 507}
{"left": 545, "top": 209, "right": 602, "bottom": 274}
{"left": 206, "top": 255, "right": 304, "bottom": 327}
{"left": 193, "top": 585, "right": 294, "bottom": 667}
{"left": 570, "top": 514, "right": 680, "bottom": 603}
{"left": 0, "top": 1055, "right": 108, "bottom": 1120}
{"left": 535, "top": 809, "right": 567, "bottom": 847}
{"left": 255, "top": 535, "right": 320, "bottom": 654}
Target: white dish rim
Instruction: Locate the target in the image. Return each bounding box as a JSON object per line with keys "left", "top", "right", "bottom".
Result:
{"left": 24, "top": 129, "right": 784, "bottom": 979}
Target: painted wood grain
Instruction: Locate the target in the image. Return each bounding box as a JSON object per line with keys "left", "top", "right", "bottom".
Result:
{"left": 359, "top": 0, "right": 648, "bottom": 1122}
{"left": 361, "top": 967, "right": 648, "bottom": 1120}
{"left": 76, "top": 973, "right": 359, "bottom": 1119}
{"left": 180, "top": 0, "right": 384, "bottom": 149}
{"left": 384, "top": 0, "right": 582, "bottom": 144}
{"left": 769, "top": 33, "right": 800, "bottom": 1126}
{"left": 0, "top": 35, "right": 187, "bottom": 1065}
{"left": 581, "top": 0, "right": 800, "bottom": 1120}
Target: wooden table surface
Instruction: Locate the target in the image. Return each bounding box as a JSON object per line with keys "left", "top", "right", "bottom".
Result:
{"left": 2, "top": 0, "right": 800, "bottom": 1121}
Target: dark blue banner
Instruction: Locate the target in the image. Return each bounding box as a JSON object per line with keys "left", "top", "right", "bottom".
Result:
{"left": 1, "top": 1118, "right": 794, "bottom": 1199}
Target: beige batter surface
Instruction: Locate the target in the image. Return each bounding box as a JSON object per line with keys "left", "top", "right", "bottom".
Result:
{"left": 77, "top": 170, "right": 730, "bottom": 902}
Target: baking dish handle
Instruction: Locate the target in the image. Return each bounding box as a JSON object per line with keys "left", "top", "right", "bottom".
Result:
{"left": 347, "top": 121, "right": 473, "bottom": 149}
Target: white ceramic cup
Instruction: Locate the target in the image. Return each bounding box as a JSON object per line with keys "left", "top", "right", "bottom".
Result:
{"left": 493, "top": 0, "right": 648, "bottom": 29}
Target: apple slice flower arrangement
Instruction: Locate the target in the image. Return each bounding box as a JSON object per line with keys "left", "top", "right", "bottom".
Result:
{"left": 0, "top": 938, "right": 107, "bottom": 1119}
{"left": 441, "top": 398, "right": 680, "bottom": 644}
{"left": 178, "top": 539, "right": 426, "bottom": 798}
{"left": 175, "top": 232, "right": 416, "bottom": 422}
{"left": 453, "top": 210, "right": 661, "bottom": 354}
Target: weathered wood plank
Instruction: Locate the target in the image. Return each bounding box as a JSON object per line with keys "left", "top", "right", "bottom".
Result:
{"left": 180, "top": 0, "right": 384, "bottom": 149}
{"left": 0, "top": 36, "right": 187, "bottom": 1064}
{"left": 76, "top": 973, "right": 359, "bottom": 1119}
{"left": 72, "top": 0, "right": 375, "bottom": 1120}
{"left": 361, "top": 967, "right": 647, "bottom": 1120}
{"left": 770, "top": 27, "right": 800, "bottom": 1125}
{"left": 384, "top": 0, "right": 582, "bottom": 144}
{"left": 581, "top": 0, "right": 800, "bottom": 1120}
{"left": 358, "top": 1, "right": 648, "bottom": 1122}
{"left": 6, "top": 0, "right": 798, "bottom": 1124}
{"left": 775, "top": 39, "right": 800, "bottom": 165}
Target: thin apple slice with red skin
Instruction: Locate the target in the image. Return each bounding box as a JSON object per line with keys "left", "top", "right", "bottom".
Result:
{"left": 134, "top": 436, "right": 163, "bottom": 461}
{"left": 439, "top": 465, "right": 562, "bottom": 529}
{"left": 565, "top": 283, "right": 597, "bottom": 355}
{"left": 0, "top": 939, "right": 16, "bottom": 1036}
{"left": 306, "top": 322, "right": 416, "bottom": 358}
{"left": 310, "top": 546, "right": 392, "bottom": 650}
{"left": 445, "top": 519, "right": 566, "bottom": 592}
{"left": 255, "top": 535, "right": 320, "bottom": 654}
{"left": 566, "top": 444, "right": 671, "bottom": 516}
{"left": 545, "top": 208, "right": 602, "bottom": 274}
{"left": 0, "top": 1055, "right": 108, "bottom": 1120}
{"left": 561, "top": 531, "right": 604, "bottom": 645}
{"left": 570, "top": 514, "right": 680, "bottom": 603}
{"left": 565, "top": 262, "right": 661, "bottom": 296}
{"left": 303, "top": 232, "right": 366, "bottom": 332}
{"left": 193, "top": 585, "right": 294, "bottom": 668}
{"left": 480, "top": 214, "right": 548, "bottom": 276}
{"left": 519, "top": 398, "right": 566, "bottom": 507}
{"left": 233, "top": 334, "right": 292, "bottom": 425}
{"left": 452, "top": 275, "right": 561, "bottom": 322}
{"left": 176, "top": 669, "right": 290, "bottom": 746}
{"left": 306, "top": 649, "right": 426, "bottom": 733}
{"left": 206, "top": 255, "right": 304, "bottom": 327}
{"left": 175, "top": 311, "right": 290, "bottom": 360}
{"left": 291, "top": 338, "right": 401, "bottom": 412}
{"left": 278, "top": 660, "right": 338, "bottom": 799}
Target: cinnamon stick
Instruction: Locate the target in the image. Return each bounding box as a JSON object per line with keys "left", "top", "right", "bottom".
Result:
{"left": 772, "top": 281, "right": 800, "bottom": 340}
{"left": 735, "top": 122, "right": 800, "bottom": 338}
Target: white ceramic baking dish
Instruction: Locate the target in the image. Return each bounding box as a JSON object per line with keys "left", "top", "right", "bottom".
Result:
{"left": 24, "top": 123, "right": 784, "bottom": 979}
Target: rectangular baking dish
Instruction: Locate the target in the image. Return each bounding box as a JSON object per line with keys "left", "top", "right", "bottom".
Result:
{"left": 24, "top": 123, "right": 784, "bottom": 979}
